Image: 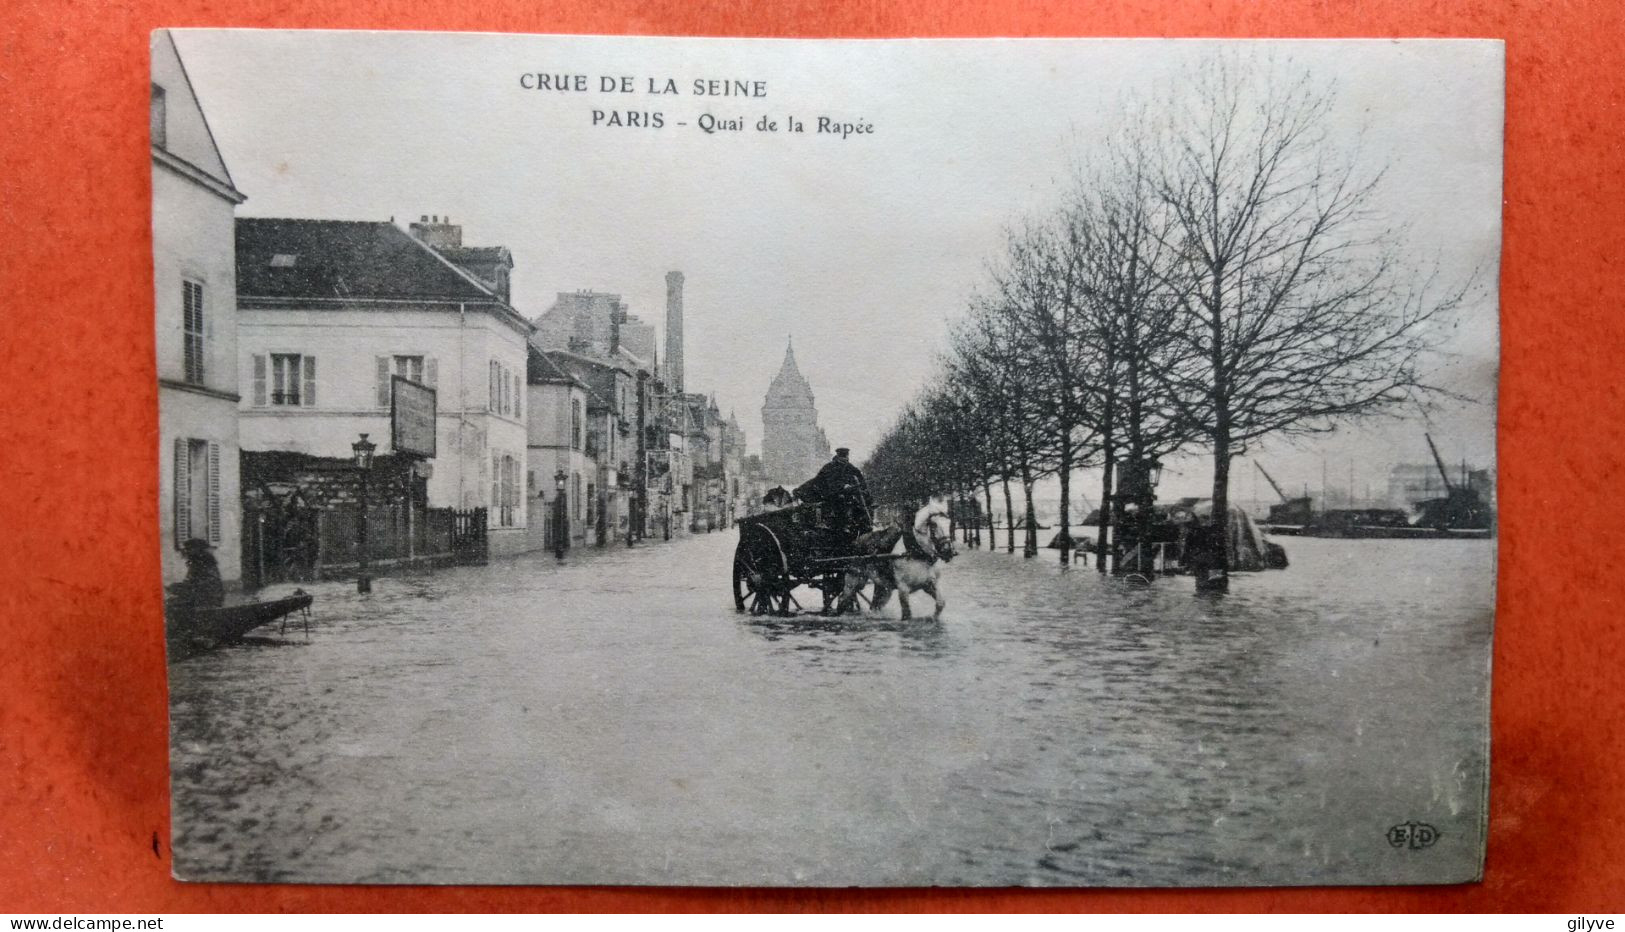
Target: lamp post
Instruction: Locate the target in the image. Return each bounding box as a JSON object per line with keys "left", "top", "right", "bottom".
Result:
{"left": 1139, "top": 458, "right": 1162, "bottom": 572}
{"left": 351, "top": 433, "right": 377, "bottom": 594}
{"left": 553, "top": 469, "right": 568, "bottom": 561}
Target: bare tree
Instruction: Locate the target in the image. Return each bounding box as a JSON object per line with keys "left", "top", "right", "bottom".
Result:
{"left": 948, "top": 302, "right": 1050, "bottom": 555}
{"left": 990, "top": 219, "right": 1101, "bottom": 565}
{"left": 1149, "top": 54, "right": 1470, "bottom": 587}
{"left": 1069, "top": 128, "right": 1207, "bottom": 571}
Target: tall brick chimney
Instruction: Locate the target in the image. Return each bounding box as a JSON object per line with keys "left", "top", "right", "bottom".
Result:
{"left": 665, "top": 271, "right": 685, "bottom": 394}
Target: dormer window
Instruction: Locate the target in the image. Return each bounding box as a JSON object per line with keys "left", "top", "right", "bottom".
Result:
{"left": 269, "top": 253, "right": 298, "bottom": 268}
{"left": 150, "top": 83, "right": 167, "bottom": 149}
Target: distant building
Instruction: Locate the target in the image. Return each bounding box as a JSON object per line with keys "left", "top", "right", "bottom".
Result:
{"left": 235, "top": 216, "right": 534, "bottom": 556}
{"left": 152, "top": 30, "right": 248, "bottom": 588}
{"left": 1386, "top": 462, "right": 1495, "bottom": 509}
{"left": 525, "top": 347, "right": 593, "bottom": 552}
{"left": 531, "top": 289, "right": 656, "bottom": 369}
{"left": 761, "top": 339, "right": 831, "bottom": 488}
{"left": 541, "top": 348, "right": 640, "bottom": 545}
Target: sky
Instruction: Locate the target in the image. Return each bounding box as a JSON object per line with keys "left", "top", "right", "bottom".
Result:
{"left": 174, "top": 32, "right": 1503, "bottom": 502}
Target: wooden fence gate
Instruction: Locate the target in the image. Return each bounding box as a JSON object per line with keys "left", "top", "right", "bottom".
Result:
{"left": 448, "top": 506, "right": 489, "bottom": 565}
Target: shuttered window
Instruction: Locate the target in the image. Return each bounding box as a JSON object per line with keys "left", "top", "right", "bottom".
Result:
{"left": 182, "top": 281, "right": 205, "bottom": 384}
{"left": 173, "top": 437, "right": 221, "bottom": 546}
{"left": 375, "top": 356, "right": 435, "bottom": 409}
{"left": 173, "top": 438, "right": 189, "bottom": 547}
{"left": 259, "top": 354, "right": 316, "bottom": 406}
{"left": 252, "top": 354, "right": 267, "bottom": 406}
{"left": 485, "top": 360, "right": 521, "bottom": 417}
{"left": 376, "top": 357, "right": 391, "bottom": 408}
{"left": 492, "top": 453, "right": 500, "bottom": 517}
{"left": 150, "top": 84, "right": 167, "bottom": 149}
{"left": 206, "top": 441, "right": 221, "bottom": 543}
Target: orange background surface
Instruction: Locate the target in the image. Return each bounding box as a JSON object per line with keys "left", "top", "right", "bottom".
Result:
{"left": 3, "top": 0, "right": 1622, "bottom": 914}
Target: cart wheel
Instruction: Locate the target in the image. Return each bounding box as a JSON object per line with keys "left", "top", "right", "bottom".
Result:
{"left": 734, "top": 549, "right": 774, "bottom": 615}
{"left": 818, "top": 571, "right": 846, "bottom": 615}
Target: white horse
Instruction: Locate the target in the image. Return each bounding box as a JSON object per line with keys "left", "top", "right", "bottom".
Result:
{"left": 840, "top": 497, "right": 957, "bottom": 620}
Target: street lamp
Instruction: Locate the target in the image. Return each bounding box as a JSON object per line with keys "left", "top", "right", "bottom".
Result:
{"left": 554, "top": 469, "right": 568, "bottom": 561}
{"left": 1138, "top": 457, "right": 1162, "bottom": 573}
{"left": 351, "top": 433, "right": 377, "bottom": 594}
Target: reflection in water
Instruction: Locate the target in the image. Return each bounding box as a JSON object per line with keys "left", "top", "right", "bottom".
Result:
{"left": 169, "top": 533, "right": 1492, "bottom": 886}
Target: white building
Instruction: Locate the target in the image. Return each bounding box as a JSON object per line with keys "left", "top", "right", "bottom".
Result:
{"left": 235, "top": 217, "right": 534, "bottom": 556}
{"left": 152, "top": 31, "right": 247, "bottom": 587}
{"left": 525, "top": 348, "right": 595, "bottom": 550}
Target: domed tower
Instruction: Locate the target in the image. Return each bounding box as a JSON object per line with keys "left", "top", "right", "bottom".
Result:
{"left": 761, "top": 338, "right": 824, "bottom": 488}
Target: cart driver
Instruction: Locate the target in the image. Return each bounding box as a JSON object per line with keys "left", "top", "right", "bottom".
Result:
{"left": 795, "top": 447, "right": 874, "bottom": 543}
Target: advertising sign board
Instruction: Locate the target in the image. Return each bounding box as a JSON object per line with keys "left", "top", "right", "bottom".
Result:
{"left": 391, "top": 375, "right": 437, "bottom": 458}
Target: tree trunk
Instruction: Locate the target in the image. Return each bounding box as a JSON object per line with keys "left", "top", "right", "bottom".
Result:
{"left": 1001, "top": 474, "right": 1016, "bottom": 553}
{"left": 1204, "top": 252, "right": 1231, "bottom": 591}
{"left": 982, "top": 481, "right": 996, "bottom": 551}
{"left": 1021, "top": 473, "right": 1038, "bottom": 558}
{"left": 1096, "top": 423, "right": 1115, "bottom": 573}
{"left": 1057, "top": 434, "right": 1073, "bottom": 566}
{"left": 1208, "top": 422, "right": 1232, "bottom": 593}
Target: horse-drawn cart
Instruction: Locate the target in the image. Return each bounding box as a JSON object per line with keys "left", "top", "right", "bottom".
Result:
{"left": 732, "top": 503, "right": 882, "bottom": 616}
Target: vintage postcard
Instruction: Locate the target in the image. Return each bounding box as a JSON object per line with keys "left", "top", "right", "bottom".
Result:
{"left": 154, "top": 31, "right": 1502, "bottom": 885}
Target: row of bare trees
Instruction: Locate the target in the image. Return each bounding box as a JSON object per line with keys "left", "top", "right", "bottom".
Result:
{"left": 865, "top": 55, "right": 1473, "bottom": 579}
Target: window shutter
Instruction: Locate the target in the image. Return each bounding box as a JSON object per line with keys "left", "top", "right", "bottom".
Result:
{"left": 302, "top": 356, "right": 316, "bottom": 407}
{"left": 173, "top": 437, "right": 190, "bottom": 546}
{"left": 489, "top": 362, "right": 496, "bottom": 412}
{"left": 376, "top": 356, "right": 391, "bottom": 408}
{"left": 206, "top": 441, "right": 222, "bottom": 543}
{"left": 252, "top": 355, "right": 267, "bottom": 406}
{"left": 425, "top": 356, "right": 438, "bottom": 389}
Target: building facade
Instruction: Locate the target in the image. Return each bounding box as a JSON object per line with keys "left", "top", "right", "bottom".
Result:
{"left": 543, "top": 349, "right": 641, "bottom": 546}
{"left": 153, "top": 30, "right": 248, "bottom": 588}
{"left": 1386, "top": 462, "right": 1496, "bottom": 510}
{"left": 235, "top": 217, "right": 534, "bottom": 557}
{"left": 760, "top": 339, "right": 831, "bottom": 489}
{"left": 531, "top": 290, "right": 656, "bottom": 367}
{"left": 525, "top": 348, "right": 594, "bottom": 552}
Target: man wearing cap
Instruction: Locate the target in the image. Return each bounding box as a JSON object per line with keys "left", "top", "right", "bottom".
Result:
{"left": 167, "top": 538, "right": 225, "bottom": 614}
{"left": 795, "top": 447, "right": 874, "bottom": 543}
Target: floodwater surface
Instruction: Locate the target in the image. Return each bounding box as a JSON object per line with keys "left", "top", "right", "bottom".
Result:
{"left": 168, "top": 531, "right": 1493, "bottom": 885}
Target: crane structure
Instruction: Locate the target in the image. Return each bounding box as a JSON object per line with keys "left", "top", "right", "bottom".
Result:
{"left": 1414, "top": 433, "right": 1494, "bottom": 532}
{"left": 1425, "top": 433, "right": 1457, "bottom": 495}
{"left": 1253, "top": 461, "right": 1315, "bottom": 530}
{"left": 1254, "top": 462, "right": 1290, "bottom": 503}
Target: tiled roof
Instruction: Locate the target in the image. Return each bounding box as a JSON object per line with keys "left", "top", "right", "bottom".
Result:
{"left": 437, "top": 245, "right": 512, "bottom": 266}
{"left": 540, "top": 349, "right": 617, "bottom": 408}
{"left": 528, "top": 345, "right": 584, "bottom": 387}
{"left": 237, "top": 218, "right": 500, "bottom": 302}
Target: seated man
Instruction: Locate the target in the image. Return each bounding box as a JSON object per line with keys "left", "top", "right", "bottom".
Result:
{"left": 166, "top": 538, "right": 225, "bottom": 615}
{"left": 795, "top": 447, "right": 874, "bottom": 543}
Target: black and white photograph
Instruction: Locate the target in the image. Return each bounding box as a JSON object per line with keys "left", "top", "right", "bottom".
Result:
{"left": 152, "top": 31, "right": 1502, "bottom": 886}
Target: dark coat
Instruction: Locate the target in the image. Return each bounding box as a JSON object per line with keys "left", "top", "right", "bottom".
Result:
{"left": 168, "top": 551, "right": 225, "bottom": 612}
{"left": 795, "top": 457, "right": 872, "bottom": 509}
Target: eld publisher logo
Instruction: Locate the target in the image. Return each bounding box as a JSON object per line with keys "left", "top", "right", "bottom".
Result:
{"left": 1387, "top": 821, "right": 1440, "bottom": 850}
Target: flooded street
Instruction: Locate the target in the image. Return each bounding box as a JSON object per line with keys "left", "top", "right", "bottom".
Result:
{"left": 169, "top": 531, "right": 1493, "bottom": 886}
